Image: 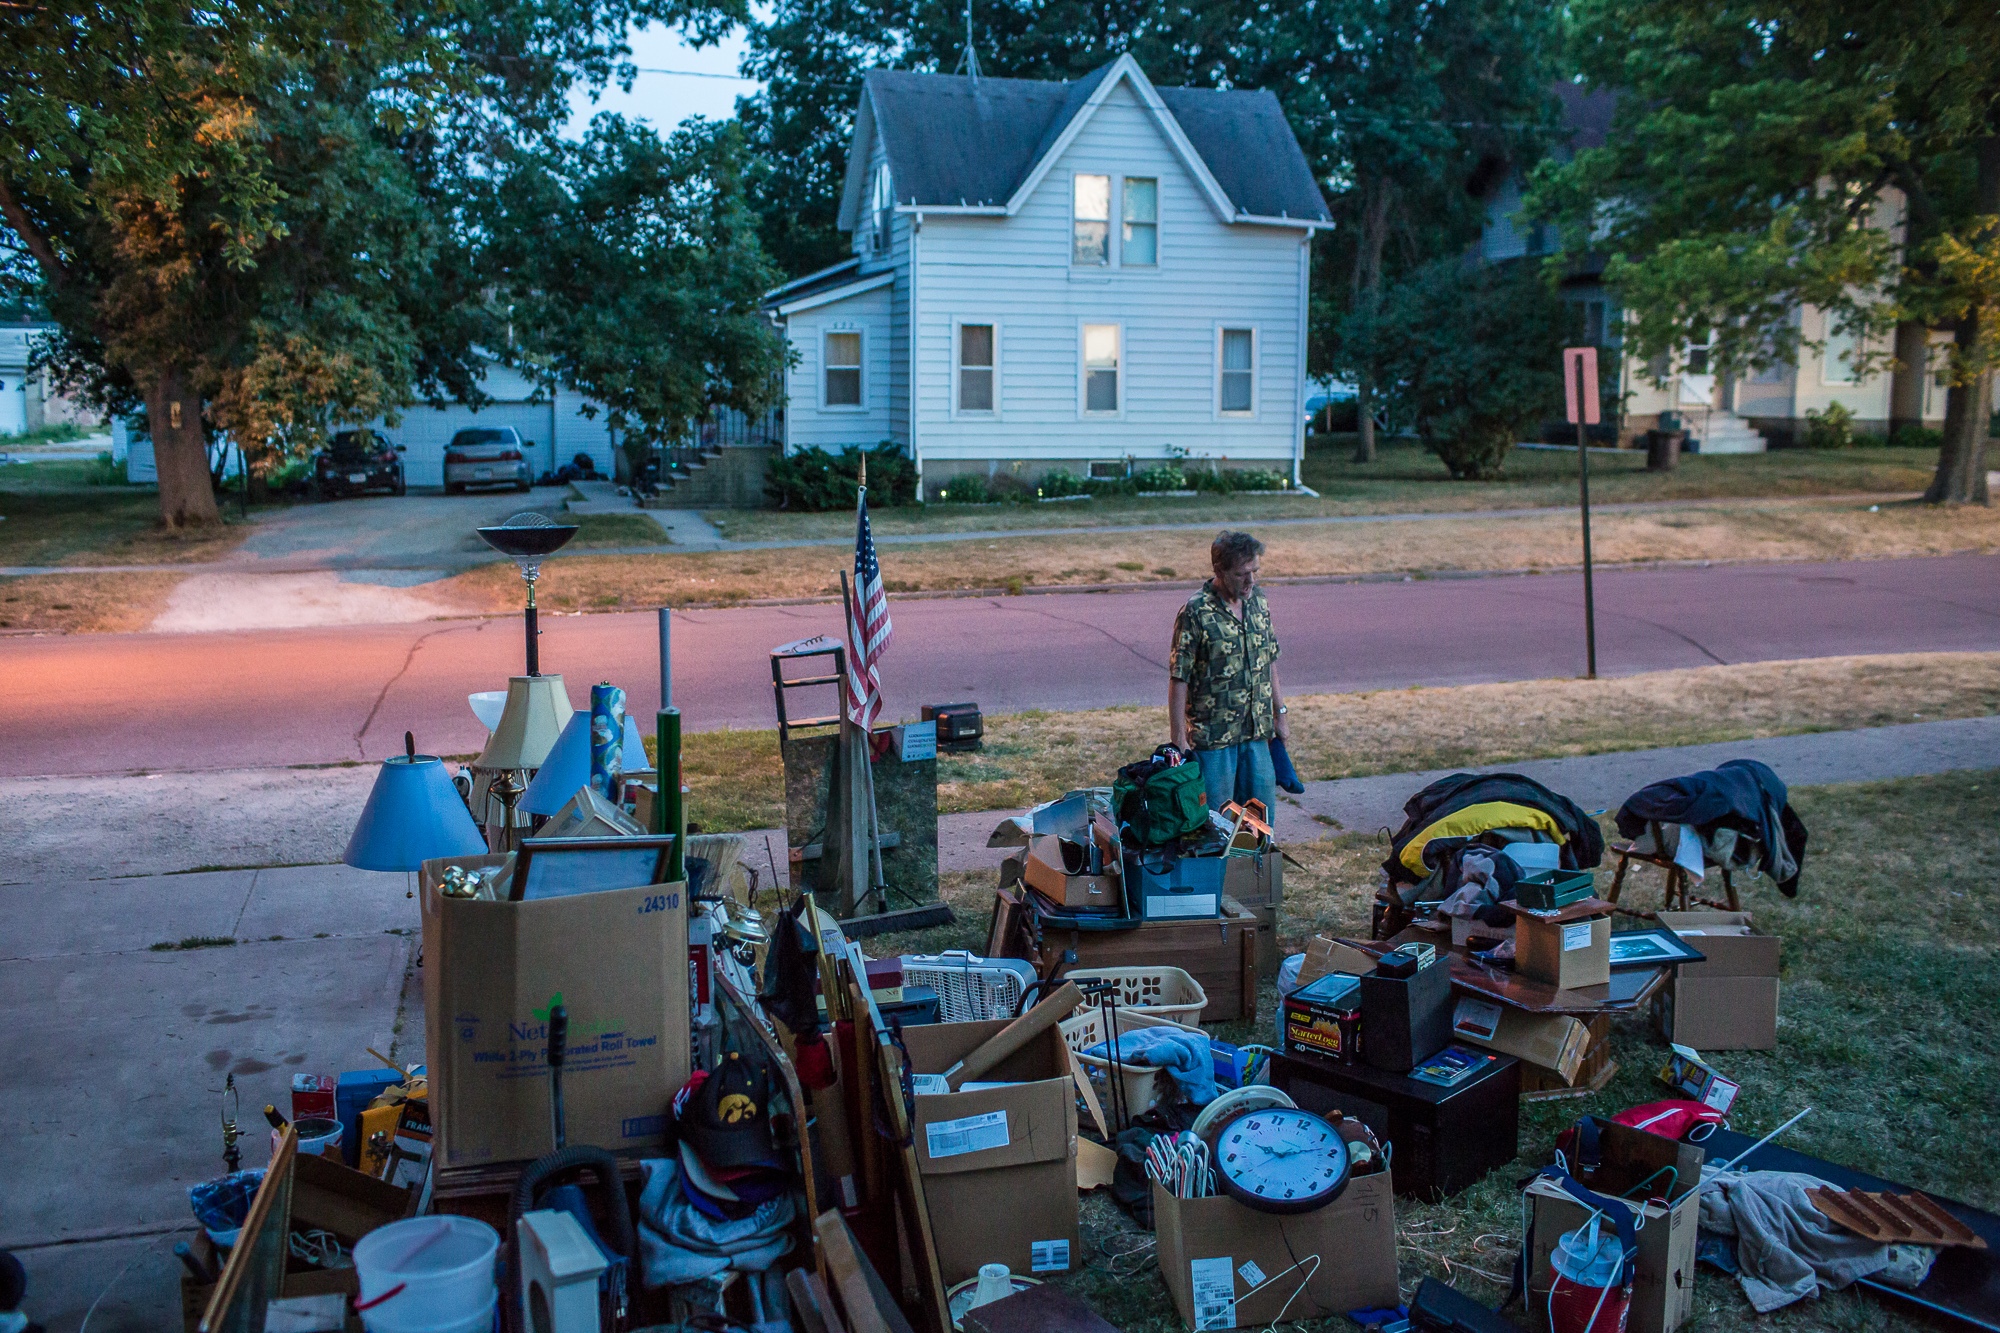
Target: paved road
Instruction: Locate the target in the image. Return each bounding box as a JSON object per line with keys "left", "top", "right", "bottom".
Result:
{"left": 4, "top": 553, "right": 1998, "bottom": 777}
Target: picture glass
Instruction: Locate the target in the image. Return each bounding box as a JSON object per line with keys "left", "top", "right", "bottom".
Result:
{"left": 518, "top": 843, "right": 666, "bottom": 899}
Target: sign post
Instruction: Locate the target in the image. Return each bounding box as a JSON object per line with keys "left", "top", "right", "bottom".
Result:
{"left": 1563, "top": 346, "right": 1601, "bottom": 679}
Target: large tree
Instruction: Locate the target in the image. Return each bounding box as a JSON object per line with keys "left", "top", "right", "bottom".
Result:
{"left": 1534, "top": 0, "right": 2000, "bottom": 504}
{"left": 1, "top": 0, "right": 763, "bottom": 526}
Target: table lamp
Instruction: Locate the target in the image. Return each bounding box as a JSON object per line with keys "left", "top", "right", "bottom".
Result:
{"left": 520, "top": 708, "right": 652, "bottom": 817}
{"left": 468, "top": 673, "right": 573, "bottom": 845}
{"left": 344, "top": 733, "right": 486, "bottom": 874}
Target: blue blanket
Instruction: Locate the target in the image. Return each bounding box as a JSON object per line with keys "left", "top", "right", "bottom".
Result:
{"left": 1084, "top": 1026, "right": 1218, "bottom": 1105}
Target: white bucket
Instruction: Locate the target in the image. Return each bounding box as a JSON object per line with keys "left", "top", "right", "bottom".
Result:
{"left": 353, "top": 1216, "right": 499, "bottom": 1333}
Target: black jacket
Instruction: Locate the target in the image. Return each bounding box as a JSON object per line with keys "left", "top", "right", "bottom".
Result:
{"left": 1383, "top": 772, "right": 1605, "bottom": 887}
{"left": 1615, "top": 758, "right": 1808, "bottom": 896}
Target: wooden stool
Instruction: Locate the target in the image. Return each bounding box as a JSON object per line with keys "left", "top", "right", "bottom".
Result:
{"left": 1606, "top": 840, "right": 1739, "bottom": 915}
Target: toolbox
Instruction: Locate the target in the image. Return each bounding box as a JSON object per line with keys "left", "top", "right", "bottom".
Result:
{"left": 1515, "top": 868, "right": 1595, "bottom": 911}
{"left": 1123, "top": 849, "right": 1224, "bottom": 921}
{"left": 1269, "top": 1050, "right": 1521, "bottom": 1201}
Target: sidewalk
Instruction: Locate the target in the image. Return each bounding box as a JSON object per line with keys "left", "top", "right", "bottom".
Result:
{"left": 6, "top": 716, "right": 1997, "bottom": 1326}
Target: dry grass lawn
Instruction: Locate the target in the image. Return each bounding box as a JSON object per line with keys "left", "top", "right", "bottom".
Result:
{"left": 667, "top": 652, "right": 2000, "bottom": 834}
{"left": 434, "top": 497, "right": 2000, "bottom": 615}
{"left": 0, "top": 571, "right": 188, "bottom": 634}
{"left": 843, "top": 771, "right": 2000, "bottom": 1332}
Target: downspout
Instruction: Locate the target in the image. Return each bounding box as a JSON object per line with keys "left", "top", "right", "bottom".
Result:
{"left": 910, "top": 211, "right": 923, "bottom": 500}
{"left": 1293, "top": 230, "right": 1311, "bottom": 491}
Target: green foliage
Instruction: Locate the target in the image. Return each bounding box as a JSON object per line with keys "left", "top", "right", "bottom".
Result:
{"left": 1360, "top": 258, "right": 1571, "bottom": 479}
{"left": 936, "top": 473, "right": 995, "bottom": 504}
{"left": 1889, "top": 424, "right": 1945, "bottom": 450}
{"left": 1803, "top": 402, "right": 1859, "bottom": 451}
{"left": 85, "top": 451, "right": 126, "bottom": 486}
{"left": 765, "top": 444, "right": 915, "bottom": 510}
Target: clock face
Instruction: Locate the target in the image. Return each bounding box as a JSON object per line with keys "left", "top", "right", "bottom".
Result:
{"left": 1214, "top": 1109, "right": 1351, "bottom": 1214}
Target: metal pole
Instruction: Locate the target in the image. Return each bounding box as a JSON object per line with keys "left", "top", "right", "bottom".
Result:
{"left": 524, "top": 582, "right": 540, "bottom": 676}
{"left": 657, "top": 607, "right": 672, "bottom": 712}
{"left": 1576, "top": 358, "right": 1598, "bottom": 680}
{"left": 657, "top": 707, "right": 684, "bottom": 882}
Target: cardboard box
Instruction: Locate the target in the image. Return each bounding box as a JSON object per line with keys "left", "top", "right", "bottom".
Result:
{"left": 1154, "top": 1172, "right": 1397, "bottom": 1329}
{"left": 1527, "top": 1121, "right": 1702, "bottom": 1333}
{"left": 1653, "top": 910, "right": 1780, "bottom": 1050}
{"left": 1019, "top": 835, "right": 1123, "bottom": 912}
{"left": 1512, "top": 900, "right": 1612, "bottom": 990}
{"left": 1450, "top": 998, "right": 1592, "bottom": 1085}
{"left": 1658, "top": 1043, "right": 1740, "bottom": 1113}
{"left": 902, "top": 1019, "right": 1080, "bottom": 1286}
{"left": 1448, "top": 914, "right": 1513, "bottom": 949}
{"left": 420, "top": 854, "right": 690, "bottom": 1170}
{"left": 1292, "top": 935, "right": 1377, "bottom": 991}
{"left": 1283, "top": 973, "right": 1362, "bottom": 1063}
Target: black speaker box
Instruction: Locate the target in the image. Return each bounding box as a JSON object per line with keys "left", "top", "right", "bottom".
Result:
{"left": 1359, "top": 955, "right": 1453, "bottom": 1072}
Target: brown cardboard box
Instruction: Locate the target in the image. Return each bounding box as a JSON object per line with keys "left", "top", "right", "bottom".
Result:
{"left": 1221, "top": 850, "right": 1281, "bottom": 909}
{"left": 1450, "top": 997, "right": 1592, "bottom": 1084}
{"left": 1292, "top": 935, "right": 1378, "bottom": 990}
{"left": 1154, "top": 1171, "right": 1397, "bottom": 1329}
{"left": 1653, "top": 910, "right": 1780, "bottom": 1050}
{"left": 1020, "top": 835, "right": 1123, "bottom": 912}
{"left": 420, "top": 854, "right": 690, "bottom": 1170}
{"left": 1527, "top": 1122, "right": 1702, "bottom": 1333}
{"left": 1512, "top": 900, "right": 1612, "bottom": 990}
{"left": 902, "top": 1019, "right": 1080, "bottom": 1286}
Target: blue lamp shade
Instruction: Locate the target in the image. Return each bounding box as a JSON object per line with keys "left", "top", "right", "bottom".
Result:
{"left": 344, "top": 754, "right": 488, "bottom": 872}
{"left": 521, "top": 709, "right": 650, "bottom": 817}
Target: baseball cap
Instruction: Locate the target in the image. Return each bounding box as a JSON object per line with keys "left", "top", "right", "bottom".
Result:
{"left": 678, "top": 1051, "right": 782, "bottom": 1171}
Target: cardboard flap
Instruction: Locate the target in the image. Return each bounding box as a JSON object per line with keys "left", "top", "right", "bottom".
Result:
{"left": 913, "top": 1081, "right": 1074, "bottom": 1174}
{"left": 1656, "top": 910, "right": 1780, "bottom": 977}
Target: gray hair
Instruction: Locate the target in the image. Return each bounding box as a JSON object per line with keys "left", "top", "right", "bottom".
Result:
{"left": 1211, "top": 530, "right": 1264, "bottom": 573}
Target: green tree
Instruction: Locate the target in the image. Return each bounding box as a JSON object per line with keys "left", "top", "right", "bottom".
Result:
{"left": 1, "top": 0, "right": 760, "bottom": 527}
{"left": 1534, "top": 0, "right": 2000, "bottom": 504}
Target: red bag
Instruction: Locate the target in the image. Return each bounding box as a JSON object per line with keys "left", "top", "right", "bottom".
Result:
{"left": 1613, "top": 1099, "right": 1727, "bottom": 1142}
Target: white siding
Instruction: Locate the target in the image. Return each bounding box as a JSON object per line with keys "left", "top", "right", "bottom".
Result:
{"left": 782, "top": 281, "right": 896, "bottom": 452}
{"left": 910, "top": 79, "right": 1309, "bottom": 467}
{"left": 365, "top": 361, "right": 619, "bottom": 482}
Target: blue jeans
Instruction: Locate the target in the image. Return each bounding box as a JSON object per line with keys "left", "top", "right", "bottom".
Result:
{"left": 1194, "top": 741, "right": 1276, "bottom": 828}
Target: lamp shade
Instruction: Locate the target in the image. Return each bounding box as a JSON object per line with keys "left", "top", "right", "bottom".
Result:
{"left": 521, "top": 708, "right": 651, "bottom": 817}
{"left": 474, "top": 674, "right": 573, "bottom": 771}
{"left": 344, "top": 754, "right": 488, "bottom": 871}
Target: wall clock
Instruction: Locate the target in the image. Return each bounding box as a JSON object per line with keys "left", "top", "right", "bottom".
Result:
{"left": 1213, "top": 1108, "right": 1351, "bottom": 1214}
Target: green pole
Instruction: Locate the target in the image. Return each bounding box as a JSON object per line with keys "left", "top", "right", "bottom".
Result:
{"left": 657, "top": 707, "right": 684, "bottom": 882}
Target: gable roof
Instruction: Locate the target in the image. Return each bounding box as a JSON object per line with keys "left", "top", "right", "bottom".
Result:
{"left": 837, "top": 57, "right": 1328, "bottom": 230}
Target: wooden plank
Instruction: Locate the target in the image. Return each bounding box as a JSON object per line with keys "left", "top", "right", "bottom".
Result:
{"left": 816, "top": 1209, "right": 907, "bottom": 1333}
{"left": 1808, "top": 1188, "right": 1987, "bottom": 1249}
{"left": 202, "top": 1125, "right": 296, "bottom": 1333}
{"left": 946, "top": 983, "right": 1082, "bottom": 1089}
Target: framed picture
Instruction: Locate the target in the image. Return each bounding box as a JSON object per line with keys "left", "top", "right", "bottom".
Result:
{"left": 1607, "top": 929, "right": 1707, "bottom": 969}
{"left": 508, "top": 835, "right": 675, "bottom": 901}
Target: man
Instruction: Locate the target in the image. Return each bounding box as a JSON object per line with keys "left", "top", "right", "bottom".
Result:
{"left": 1169, "top": 530, "right": 1287, "bottom": 820}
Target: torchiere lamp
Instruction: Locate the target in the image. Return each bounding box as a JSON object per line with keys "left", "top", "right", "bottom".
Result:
{"left": 476, "top": 511, "right": 578, "bottom": 677}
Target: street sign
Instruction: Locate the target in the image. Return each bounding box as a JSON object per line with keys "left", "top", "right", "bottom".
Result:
{"left": 1563, "top": 346, "right": 1600, "bottom": 425}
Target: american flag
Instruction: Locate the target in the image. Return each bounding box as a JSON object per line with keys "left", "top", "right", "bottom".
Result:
{"left": 845, "top": 485, "right": 893, "bottom": 727}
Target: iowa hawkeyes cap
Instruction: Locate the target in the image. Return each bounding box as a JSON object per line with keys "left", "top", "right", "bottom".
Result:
{"left": 679, "top": 1050, "right": 782, "bottom": 1170}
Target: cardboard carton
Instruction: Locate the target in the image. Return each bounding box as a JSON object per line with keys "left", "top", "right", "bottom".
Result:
{"left": 420, "top": 854, "right": 690, "bottom": 1170}
{"left": 1527, "top": 1121, "right": 1702, "bottom": 1333}
{"left": 1019, "top": 835, "right": 1123, "bottom": 913}
{"left": 1658, "top": 1043, "right": 1740, "bottom": 1113}
{"left": 1154, "top": 1172, "right": 1397, "bottom": 1329}
{"left": 1511, "top": 899, "right": 1612, "bottom": 990}
{"left": 902, "top": 1018, "right": 1080, "bottom": 1286}
{"left": 1450, "top": 998, "right": 1592, "bottom": 1084}
{"left": 1652, "top": 910, "right": 1780, "bottom": 1050}
{"left": 1292, "top": 935, "right": 1378, "bottom": 991}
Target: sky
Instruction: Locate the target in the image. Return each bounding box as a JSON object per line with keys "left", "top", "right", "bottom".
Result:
{"left": 562, "top": 20, "right": 766, "bottom": 136}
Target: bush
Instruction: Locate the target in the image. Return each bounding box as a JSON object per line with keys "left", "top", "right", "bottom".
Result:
{"left": 935, "top": 472, "right": 994, "bottom": 504}
{"left": 85, "top": 450, "right": 126, "bottom": 485}
{"left": 764, "top": 443, "right": 917, "bottom": 510}
{"left": 1132, "top": 463, "right": 1187, "bottom": 492}
{"left": 1802, "top": 401, "right": 1857, "bottom": 450}
{"left": 1889, "top": 424, "right": 1943, "bottom": 450}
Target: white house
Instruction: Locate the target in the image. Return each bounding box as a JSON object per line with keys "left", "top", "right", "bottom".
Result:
{"left": 764, "top": 55, "right": 1331, "bottom": 497}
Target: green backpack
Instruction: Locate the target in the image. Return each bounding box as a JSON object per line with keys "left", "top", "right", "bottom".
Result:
{"left": 1112, "top": 746, "right": 1210, "bottom": 847}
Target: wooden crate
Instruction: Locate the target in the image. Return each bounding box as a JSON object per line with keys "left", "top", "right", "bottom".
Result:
{"left": 1015, "top": 895, "right": 1258, "bottom": 1023}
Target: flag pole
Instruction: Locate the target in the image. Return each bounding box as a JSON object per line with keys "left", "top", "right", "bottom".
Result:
{"left": 841, "top": 564, "right": 889, "bottom": 903}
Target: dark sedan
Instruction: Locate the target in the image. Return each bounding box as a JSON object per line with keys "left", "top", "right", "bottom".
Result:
{"left": 312, "top": 430, "right": 406, "bottom": 498}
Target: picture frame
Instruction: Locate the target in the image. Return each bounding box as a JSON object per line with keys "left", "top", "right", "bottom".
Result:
{"left": 1607, "top": 928, "right": 1707, "bottom": 969}
{"left": 507, "top": 834, "right": 675, "bottom": 901}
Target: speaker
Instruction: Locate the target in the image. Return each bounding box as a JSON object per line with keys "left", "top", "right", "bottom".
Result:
{"left": 1359, "top": 955, "right": 1453, "bottom": 1072}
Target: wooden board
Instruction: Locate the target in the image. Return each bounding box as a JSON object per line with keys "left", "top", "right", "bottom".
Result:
{"left": 1809, "top": 1188, "right": 1988, "bottom": 1249}
{"left": 201, "top": 1126, "right": 297, "bottom": 1333}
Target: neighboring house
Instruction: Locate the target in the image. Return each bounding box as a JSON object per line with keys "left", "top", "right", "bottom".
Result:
{"left": 0, "top": 324, "right": 98, "bottom": 436}
{"left": 763, "top": 54, "right": 1331, "bottom": 497}
{"left": 1479, "top": 84, "right": 1947, "bottom": 451}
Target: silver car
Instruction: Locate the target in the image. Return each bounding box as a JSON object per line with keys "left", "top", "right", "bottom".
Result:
{"left": 443, "top": 427, "right": 533, "bottom": 493}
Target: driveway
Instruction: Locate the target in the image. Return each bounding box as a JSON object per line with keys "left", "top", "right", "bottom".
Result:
{"left": 231, "top": 486, "right": 579, "bottom": 573}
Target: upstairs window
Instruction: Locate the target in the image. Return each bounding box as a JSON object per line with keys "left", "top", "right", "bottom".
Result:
{"left": 870, "top": 163, "right": 893, "bottom": 255}
{"left": 1082, "top": 323, "right": 1120, "bottom": 414}
{"left": 824, "top": 331, "right": 862, "bottom": 407}
{"left": 1073, "top": 174, "right": 1110, "bottom": 265}
{"left": 1122, "top": 177, "right": 1158, "bottom": 265}
{"left": 1218, "top": 327, "right": 1254, "bottom": 414}
{"left": 958, "top": 323, "right": 996, "bottom": 413}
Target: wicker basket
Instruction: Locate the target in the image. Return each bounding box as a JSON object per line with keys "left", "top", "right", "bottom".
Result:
{"left": 1059, "top": 1007, "right": 1206, "bottom": 1119}
{"left": 1061, "top": 966, "right": 1209, "bottom": 1026}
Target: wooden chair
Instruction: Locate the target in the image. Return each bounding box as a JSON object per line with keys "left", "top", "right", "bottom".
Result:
{"left": 1606, "top": 826, "right": 1740, "bottom": 915}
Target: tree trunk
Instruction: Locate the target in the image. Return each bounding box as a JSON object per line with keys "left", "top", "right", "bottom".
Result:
{"left": 1923, "top": 313, "right": 1992, "bottom": 504}
{"left": 1888, "top": 319, "right": 1930, "bottom": 437}
{"left": 1350, "top": 183, "right": 1392, "bottom": 463}
{"left": 146, "top": 370, "right": 222, "bottom": 528}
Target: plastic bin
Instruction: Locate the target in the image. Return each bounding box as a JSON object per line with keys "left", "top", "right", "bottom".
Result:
{"left": 1063, "top": 966, "right": 1209, "bottom": 1026}
{"left": 1059, "top": 1007, "right": 1205, "bottom": 1117}
{"left": 353, "top": 1216, "right": 499, "bottom": 1333}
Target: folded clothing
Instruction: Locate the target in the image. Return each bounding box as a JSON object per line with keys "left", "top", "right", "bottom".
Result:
{"left": 1084, "top": 1026, "right": 1218, "bottom": 1105}
{"left": 637, "top": 1158, "right": 796, "bottom": 1288}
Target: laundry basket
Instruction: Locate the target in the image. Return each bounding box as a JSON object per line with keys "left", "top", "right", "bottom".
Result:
{"left": 1062, "top": 966, "right": 1208, "bottom": 1026}
{"left": 899, "top": 951, "right": 1038, "bottom": 1023}
{"left": 1060, "top": 1007, "right": 1206, "bottom": 1119}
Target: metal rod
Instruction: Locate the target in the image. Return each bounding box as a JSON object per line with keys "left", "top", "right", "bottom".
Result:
{"left": 524, "top": 581, "right": 540, "bottom": 676}
{"left": 1711, "top": 1106, "right": 1812, "bottom": 1179}
{"left": 658, "top": 707, "right": 684, "bottom": 882}
{"left": 657, "top": 607, "right": 672, "bottom": 711}
{"left": 1575, "top": 357, "right": 1598, "bottom": 679}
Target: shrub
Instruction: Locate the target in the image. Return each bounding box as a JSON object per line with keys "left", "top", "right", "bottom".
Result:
{"left": 1802, "top": 401, "right": 1857, "bottom": 450}
{"left": 85, "top": 450, "right": 126, "bottom": 485}
{"left": 764, "top": 443, "right": 917, "bottom": 510}
{"left": 1036, "top": 469, "right": 1088, "bottom": 498}
{"left": 936, "top": 472, "right": 994, "bottom": 504}
{"left": 1889, "top": 424, "right": 1943, "bottom": 450}
{"left": 1132, "top": 463, "right": 1187, "bottom": 492}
